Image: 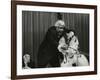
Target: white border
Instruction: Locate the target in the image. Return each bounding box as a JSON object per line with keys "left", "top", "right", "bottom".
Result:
{"left": 17, "top": 5, "right": 94, "bottom": 75}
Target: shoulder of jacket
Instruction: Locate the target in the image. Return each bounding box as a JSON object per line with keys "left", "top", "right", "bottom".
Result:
{"left": 48, "top": 26, "right": 56, "bottom": 31}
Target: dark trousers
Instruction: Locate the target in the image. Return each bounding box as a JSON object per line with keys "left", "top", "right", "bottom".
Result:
{"left": 37, "top": 53, "right": 63, "bottom": 68}
{"left": 49, "top": 55, "right": 60, "bottom": 67}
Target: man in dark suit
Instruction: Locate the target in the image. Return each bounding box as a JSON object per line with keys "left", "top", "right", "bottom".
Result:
{"left": 37, "top": 20, "right": 68, "bottom": 68}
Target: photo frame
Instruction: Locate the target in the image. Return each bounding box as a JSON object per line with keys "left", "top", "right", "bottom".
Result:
{"left": 11, "top": 1, "right": 97, "bottom": 80}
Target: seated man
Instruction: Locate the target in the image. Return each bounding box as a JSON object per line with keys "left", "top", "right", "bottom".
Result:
{"left": 58, "top": 30, "right": 89, "bottom": 67}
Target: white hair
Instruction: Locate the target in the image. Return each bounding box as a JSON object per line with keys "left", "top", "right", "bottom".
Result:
{"left": 55, "top": 20, "right": 65, "bottom": 27}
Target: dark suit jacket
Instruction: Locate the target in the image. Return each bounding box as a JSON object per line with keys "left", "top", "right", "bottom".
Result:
{"left": 37, "top": 26, "right": 67, "bottom": 67}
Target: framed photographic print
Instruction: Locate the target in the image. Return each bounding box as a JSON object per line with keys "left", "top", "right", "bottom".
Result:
{"left": 11, "top": 0, "right": 97, "bottom": 80}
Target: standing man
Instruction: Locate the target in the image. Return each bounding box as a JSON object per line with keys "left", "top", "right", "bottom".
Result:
{"left": 37, "top": 20, "right": 68, "bottom": 68}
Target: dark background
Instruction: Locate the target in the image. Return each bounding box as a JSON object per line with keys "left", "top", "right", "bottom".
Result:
{"left": 22, "top": 11, "right": 89, "bottom": 67}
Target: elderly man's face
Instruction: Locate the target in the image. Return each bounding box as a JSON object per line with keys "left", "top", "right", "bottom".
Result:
{"left": 55, "top": 20, "right": 65, "bottom": 32}
{"left": 56, "top": 25, "right": 64, "bottom": 32}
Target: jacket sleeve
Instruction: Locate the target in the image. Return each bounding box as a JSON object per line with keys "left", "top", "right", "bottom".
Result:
{"left": 46, "top": 28, "right": 58, "bottom": 48}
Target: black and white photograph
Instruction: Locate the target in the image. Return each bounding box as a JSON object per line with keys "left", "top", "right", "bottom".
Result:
{"left": 22, "top": 11, "right": 89, "bottom": 69}
{"left": 11, "top": 1, "right": 97, "bottom": 79}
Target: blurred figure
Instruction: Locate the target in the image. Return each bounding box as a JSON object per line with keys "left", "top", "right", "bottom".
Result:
{"left": 23, "top": 54, "right": 31, "bottom": 69}
{"left": 23, "top": 54, "right": 35, "bottom": 69}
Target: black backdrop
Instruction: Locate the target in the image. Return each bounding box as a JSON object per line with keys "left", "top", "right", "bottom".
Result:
{"left": 22, "top": 11, "right": 89, "bottom": 67}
